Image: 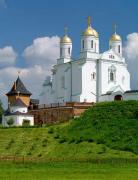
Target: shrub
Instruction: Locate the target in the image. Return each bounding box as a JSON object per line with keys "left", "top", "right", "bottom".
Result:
{"left": 38, "top": 153, "right": 42, "bottom": 157}
{"left": 7, "top": 118, "right": 14, "bottom": 127}
{"left": 27, "top": 152, "right": 32, "bottom": 155}
{"left": 59, "top": 138, "right": 67, "bottom": 143}
{"left": 87, "top": 138, "right": 94, "bottom": 143}
{"left": 54, "top": 134, "right": 60, "bottom": 139}
{"left": 48, "top": 127, "right": 54, "bottom": 134}
{"left": 75, "top": 137, "right": 83, "bottom": 144}
{"left": 68, "top": 138, "right": 75, "bottom": 144}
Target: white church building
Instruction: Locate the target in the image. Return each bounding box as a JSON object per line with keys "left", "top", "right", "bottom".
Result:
{"left": 40, "top": 17, "right": 138, "bottom": 104}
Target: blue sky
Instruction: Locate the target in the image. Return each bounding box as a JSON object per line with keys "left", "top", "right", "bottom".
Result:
{"left": 0, "top": 0, "right": 138, "bottom": 107}
{"left": 0, "top": 0, "right": 138, "bottom": 59}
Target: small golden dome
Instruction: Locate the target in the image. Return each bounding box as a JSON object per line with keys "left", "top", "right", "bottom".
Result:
{"left": 82, "top": 16, "right": 99, "bottom": 38}
{"left": 60, "top": 35, "right": 72, "bottom": 43}
{"left": 60, "top": 27, "right": 72, "bottom": 43}
{"left": 110, "top": 33, "right": 121, "bottom": 41}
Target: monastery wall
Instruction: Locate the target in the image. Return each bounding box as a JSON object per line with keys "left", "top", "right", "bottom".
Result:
{"left": 29, "top": 102, "right": 93, "bottom": 125}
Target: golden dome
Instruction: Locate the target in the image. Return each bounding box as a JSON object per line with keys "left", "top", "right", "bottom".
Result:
{"left": 60, "top": 27, "right": 72, "bottom": 43}
{"left": 83, "top": 26, "right": 99, "bottom": 38}
{"left": 110, "top": 33, "right": 121, "bottom": 41}
{"left": 82, "top": 16, "right": 99, "bottom": 38}
{"left": 60, "top": 35, "right": 72, "bottom": 43}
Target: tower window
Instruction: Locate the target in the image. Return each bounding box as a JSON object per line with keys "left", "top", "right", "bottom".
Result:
{"left": 82, "top": 40, "right": 84, "bottom": 49}
{"left": 91, "top": 40, "right": 93, "bottom": 48}
{"left": 68, "top": 47, "right": 70, "bottom": 55}
{"left": 118, "top": 45, "right": 120, "bottom": 53}
{"left": 60, "top": 48, "right": 62, "bottom": 56}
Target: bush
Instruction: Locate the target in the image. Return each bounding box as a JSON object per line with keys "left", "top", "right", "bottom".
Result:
{"left": 58, "top": 138, "right": 67, "bottom": 143}
{"left": 54, "top": 134, "right": 60, "bottom": 139}
{"left": 7, "top": 118, "right": 14, "bottom": 127}
{"left": 75, "top": 137, "right": 83, "bottom": 144}
{"left": 87, "top": 138, "right": 94, "bottom": 143}
{"left": 48, "top": 127, "right": 54, "bottom": 134}
{"left": 68, "top": 138, "right": 75, "bottom": 144}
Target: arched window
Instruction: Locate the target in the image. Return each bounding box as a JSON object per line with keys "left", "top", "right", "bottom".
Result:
{"left": 122, "top": 76, "right": 125, "bottom": 84}
{"left": 82, "top": 40, "right": 84, "bottom": 49}
{"left": 108, "top": 65, "right": 116, "bottom": 83}
{"left": 68, "top": 47, "right": 70, "bottom": 55}
{"left": 110, "top": 72, "right": 114, "bottom": 81}
{"left": 60, "top": 48, "right": 62, "bottom": 56}
{"left": 91, "top": 72, "right": 96, "bottom": 80}
{"left": 118, "top": 45, "right": 120, "bottom": 53}
{"left": 91, "top": 40, "right": 93, "bottom": 48}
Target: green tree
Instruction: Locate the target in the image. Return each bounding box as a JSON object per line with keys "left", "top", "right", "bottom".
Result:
{"left": 0, "top": 100, "right": 3, "bottom": 123}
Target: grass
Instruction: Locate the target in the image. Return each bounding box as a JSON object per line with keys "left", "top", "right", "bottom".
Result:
{"left": 0, "top": 162, "right": 138, "bottom": 180}
{"left": 0, "top": 100, "right": 138, "bottom": 179}
{"left": 0, "top": 101, "right": 138, "bottom": 160}
{"left": 0, "top": 126, "right": 137, "bottom": 160}
{"left": 58, "top": 100, "right": 138, "bottom": 154}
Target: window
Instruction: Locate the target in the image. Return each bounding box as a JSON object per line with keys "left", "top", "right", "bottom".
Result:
{"left": 118, "top": 45, "right": 120, "bottom": 53}
{"left": 82, "top": 40, "right": 84, "bottom": 49}
{"left": 91, "top": 72, "right": 96, "bottom": 80}
{"left": 110, "top": 72, "right": 114, "bottom": 81}
{"left": 91, "top": 40, "right": 93, "bottom": 48}
{"left": 60, "top": 48, "right": 62, "bottom": 56}
{"left": 109, "top": 55, "right": 115, "bottom": 59}
{"left": 68, "top": 47, "right": 70, "bottom": 55}
{"left": 122, "top": 76, "right": 125, "bottom": 84}
{"left": 108, "top": 65, "right": 116, "bottom": 83}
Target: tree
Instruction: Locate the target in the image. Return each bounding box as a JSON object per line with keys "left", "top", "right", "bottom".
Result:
{"left": 0, "top": 100, "right": 3, "bottom": 124}
{"left": 7, "top": 117, "right": 14, "bottom": 127}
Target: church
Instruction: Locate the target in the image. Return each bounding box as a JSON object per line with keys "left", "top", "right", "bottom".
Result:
{"left": 2, "top": 76, "right": 34, "bottom": 127}
{"left": 40, "top": 17, "right": 138, "bottom": 104}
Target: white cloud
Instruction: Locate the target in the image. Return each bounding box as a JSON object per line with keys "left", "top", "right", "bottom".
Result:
{"left": 123, "top": 33, "right": 138, "bottom": 89}
{"left": 0, "top": 65, "right": 49, "bottom": 108}
{"left": 0, "top": 46, "right": 17, "bottom": 67}
{"left": 0, "top": 36, "right": 60, "bottom": 108}
{"left": 23, "top": 36, "right": 60, "bottom": 67}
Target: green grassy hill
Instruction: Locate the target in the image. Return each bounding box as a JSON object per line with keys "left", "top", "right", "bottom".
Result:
{"left": 58, "top": 100, "right": 138, "bottom": 154}
{"left": 0, "top": 100, "right": 138, "bottom": 161}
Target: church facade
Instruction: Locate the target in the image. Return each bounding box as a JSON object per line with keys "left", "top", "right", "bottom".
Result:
{"left": 40, "top": 17, "right": 138, "bottom": 104}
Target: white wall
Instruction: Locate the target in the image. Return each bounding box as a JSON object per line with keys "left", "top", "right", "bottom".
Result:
{"left": 99, "top": 60, "right": 130, "bottom": 95}
{"left": 80, "top": 60, "right": 97, "bottom": 102}
{"left": 10, "top": 106, "right": 28, "bottom": 113}
{"left": 2, "top": 115, "right": 34, "bottom": 127}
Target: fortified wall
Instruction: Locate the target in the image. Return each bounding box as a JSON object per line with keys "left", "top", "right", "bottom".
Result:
{"left": 29, "top": 102, "right": 93, "bottom": 125}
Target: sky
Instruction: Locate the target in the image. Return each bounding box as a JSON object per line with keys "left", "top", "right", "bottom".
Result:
{"left": 0, "top": 0, "right": 138, "bottom": 107}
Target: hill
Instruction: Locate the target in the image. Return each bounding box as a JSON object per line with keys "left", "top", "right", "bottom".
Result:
{"left": 58, "top": 100, "right": 138, "bottom": 154}
{"left": 0, "top": 100, "right": 138, "bottom": 161}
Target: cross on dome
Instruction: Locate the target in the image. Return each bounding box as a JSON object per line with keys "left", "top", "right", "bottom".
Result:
{"left": 113, "top": 24, "right": 117, "bottom": 34}
{"left": 87, "top": 16, "right": 91, "bottom": 27}
{"left": 64, "top": 27, "right": 68, "bottom": 36}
